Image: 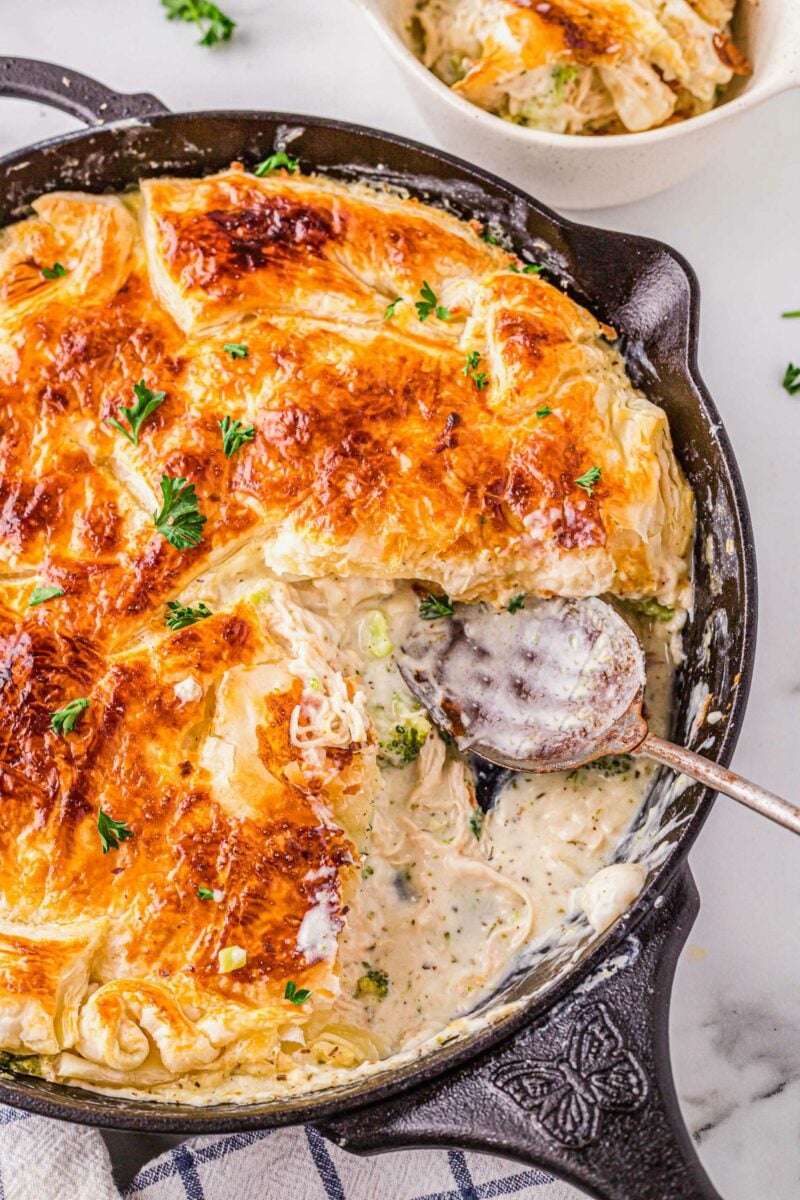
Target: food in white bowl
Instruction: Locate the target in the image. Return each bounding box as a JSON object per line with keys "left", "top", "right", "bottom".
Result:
{"left": 409, "top": 0, "right": 750, "bottom": 135}
{"left": 354, "top": 0, "right": 800, "bottom": 208}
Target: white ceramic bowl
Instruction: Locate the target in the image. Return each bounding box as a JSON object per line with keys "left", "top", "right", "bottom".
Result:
{"left": 353, "top": 0, "right": 800, "bottom": 209}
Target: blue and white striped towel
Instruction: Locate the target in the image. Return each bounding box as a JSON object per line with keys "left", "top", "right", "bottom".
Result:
{"left": 0, "top": 1105, "right": 584, "bottom": 1199}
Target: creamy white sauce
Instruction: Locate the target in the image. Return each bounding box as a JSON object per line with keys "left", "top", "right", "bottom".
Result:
{"left": 577, "top": 863, "right": 647, "bottom": 933}
{"left": 49, "top": 574, "right": 678, "bottom": 1103}
{"left": 297, "top": 900, "right": 340, "bottom": 965}
{"left": 288, "top": 579, "right": 675, "bottom": 1060}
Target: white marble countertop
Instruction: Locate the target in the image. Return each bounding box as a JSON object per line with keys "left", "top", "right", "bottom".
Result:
{"left": 2, "top": 3, "right": 799, "bottom": 1196}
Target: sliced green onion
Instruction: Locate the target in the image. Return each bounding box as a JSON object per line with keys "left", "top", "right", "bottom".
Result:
{"left": 360, "top": 609, "right": 393, "bottom": 658}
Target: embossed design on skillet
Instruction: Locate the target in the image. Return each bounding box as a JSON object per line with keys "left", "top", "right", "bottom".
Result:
{"left": 491, "top": 1003, "right": 649, "bottom": 1150}
{"left": 0, "top": 58, "right": 756, "bottom": 1200}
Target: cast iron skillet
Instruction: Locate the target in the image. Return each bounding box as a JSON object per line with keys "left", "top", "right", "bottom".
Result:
{"left": 0, "top": 58, "right": 757, "bottom": 1200}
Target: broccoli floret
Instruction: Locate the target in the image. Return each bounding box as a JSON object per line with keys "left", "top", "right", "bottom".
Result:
{"left": 356, "top": 964, "right": 390, "bottom": 1001}
{"left": 379, "top": 718, "right": 429, "bottom": 767}
{"left": 0, "top": 1051, "right": 42, "bottom": 1077}
{"left": 619, "top": 598, "right": 675, "bottom": 622}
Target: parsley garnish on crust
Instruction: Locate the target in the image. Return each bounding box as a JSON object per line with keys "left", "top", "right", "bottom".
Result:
{"left": 285, "top": 980, "right": 312, "bottom": 1005}
{"left": 219, "top": 416, "right": 256, "bottom": 458}
{"left": 574, "top": 466, "right": 601, "bottom": 495}
{"left": 97, "top": 810, "right": 134, "bottom": 854}
{"left": 50, "top": 698, "right": 89, "bottom": 736}
{"left": 106, "top": 380, "right": 166, "bottom": 445}
{"left": 40, "top": 262, "right": 67, "bottom": 280}
{"left": 415, "top": 281, "right": 450, "bottom": 323}
{"left": 165, "top": 600, "right": 213, "bottom": 630}
{"left": 29, "top": 585, "right": 64, "bottom": 608}
{"left": 153, "top": 476, "right": 206, "bottom": 550}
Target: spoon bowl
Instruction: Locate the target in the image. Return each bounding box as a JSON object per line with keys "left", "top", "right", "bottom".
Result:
{"left": 397, "top": 596, "right": 649, "bottom": 773}
{"left": 397, "top": 596, "right": 800, "bottom": 835}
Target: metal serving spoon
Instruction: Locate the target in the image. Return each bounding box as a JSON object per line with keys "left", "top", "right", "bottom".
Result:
{"left": 395, "top": 596, "right": 800, "bottom": 836}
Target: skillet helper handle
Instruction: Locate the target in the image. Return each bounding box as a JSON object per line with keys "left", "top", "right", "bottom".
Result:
{"left": 317, "top": 867, "right": 721, "bottom": 1200}
{"left": 0, "top": 58, "right": 168, "bottom": 125}
{"left": 641, "top": 732, "right": 800, "bottom": 836}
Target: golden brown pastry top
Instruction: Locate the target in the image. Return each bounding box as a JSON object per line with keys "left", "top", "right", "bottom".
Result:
{"left": 0, "top": 166, "right": 691, "bottom": 645}
{"left": 0, "top": 164, "right": 692, "bottom": 1089}
{"left": 0, "top": 587, "right": 375, "bottom": 1073}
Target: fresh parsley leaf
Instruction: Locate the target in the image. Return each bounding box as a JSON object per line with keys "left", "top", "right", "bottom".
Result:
{"left": 198, "top": 885, "right": 216, "bottom": 900}
{"left": 781, "top": 311, "right": 800, "bottom": 318}
{"left": 535, "top": 406, "right": 552, "bottom": 418}
{"left": 355, "top": 964, "right": 389, "bottom": 1001}
{"left": 509, "top": 262, "right": 542, "bottom": 275}
{"left": 463, "top": 350, "right": 489, "bottom": 390}
{"left": 415, "top": 281, "right": 450, "bottom": 323}
{"left": 97, "top": 810, "right": 134, "bottom": 854}
{"left": 223, "top": 342, "right": 248, "bottom": 359}
{"left": 783, "top": 363, "right": 800, "bottom": 396}
{"left": 384, "top": 297, "right": 403, "bottom": 319}
{"left": 219, "top": 415, "right": 256, "bottom": 458}
{"left": 28, "top": 584, "right": 64, "bottom": 607}
{"left": 482, "top": 230, "right": 498, "bottom": 244}
{"left": 508, "top": 593, "right": 526, "bottom": 613}
{"left": 254, "top": 151, "right": 300, "bottom": 176}
{"left": 469, "top": 810, "right": 483, "bottom": 839}
{"left": 40, "top": 262, "right": 67, "bottom": 280}
{"left": 161, "top": 0, "right": 235, "bottom": 46}
{"left": 50, "top": 697, "right": 89, "bottom": 736}
{"left": 153, "top": 476, "right": 206, "bottom": 550}
{"left": 165, "top": 600, "right": 213, "bottom": 630}
{"left": 419, "top": 592, "right": 454, "bottom": 620}
{"left": 284, "top": 980, "right": 312, "bottom": 1005}
{"left": 574, "top": 466, "right": 601, "bottom": 495}
{"left": 106, "top": 379, "right": 166, "bottom": 445}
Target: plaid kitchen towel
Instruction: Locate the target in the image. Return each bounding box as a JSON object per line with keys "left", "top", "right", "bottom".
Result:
{"left": 0, "top": 1105, "right": 585, "bottom": 1200}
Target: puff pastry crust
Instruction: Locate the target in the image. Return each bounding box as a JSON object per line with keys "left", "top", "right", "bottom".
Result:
{"left": 0, "top": 165, "right": 692, "bottom": 1096}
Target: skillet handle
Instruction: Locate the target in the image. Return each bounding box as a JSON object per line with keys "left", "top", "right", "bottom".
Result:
{"left": 317, "top": 866, "right": 722, "bottom": 1200}
{"left": 0, "top": 58, "right": 169, "bottom": 124}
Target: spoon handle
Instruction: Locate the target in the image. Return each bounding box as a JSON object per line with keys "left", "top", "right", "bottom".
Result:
{"left": 640, "top": 732, "right": 800, "bottom": 836}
